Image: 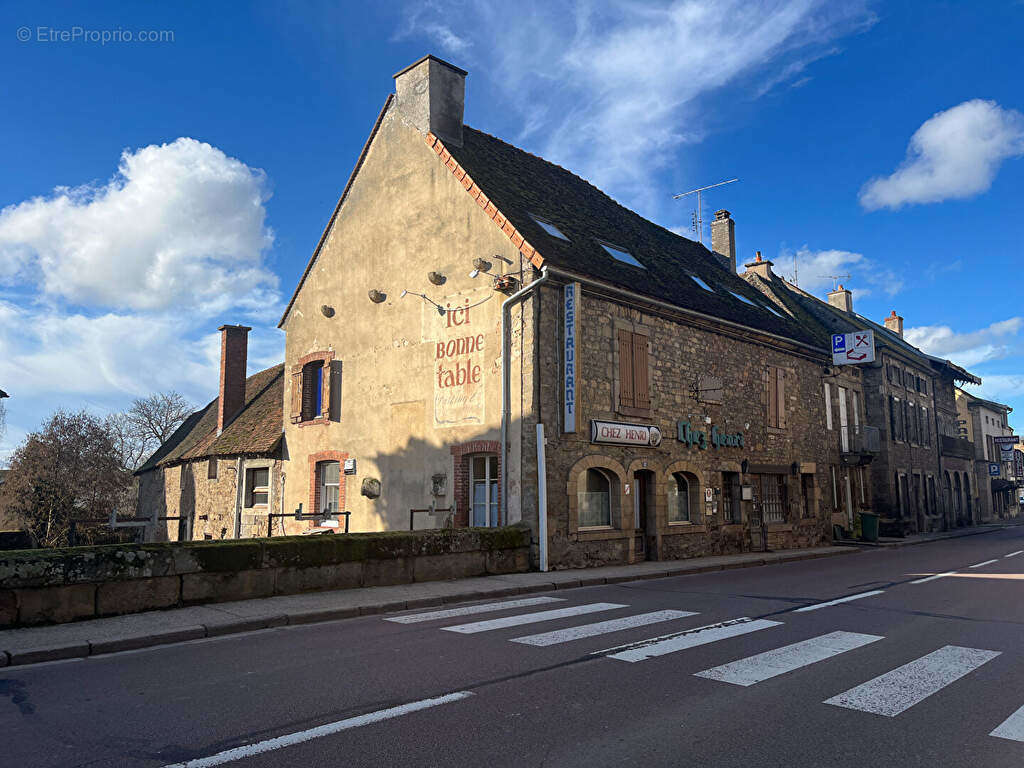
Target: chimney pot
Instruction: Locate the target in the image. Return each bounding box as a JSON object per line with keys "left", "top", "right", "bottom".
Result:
{"left": 742, "top": 251, "right": 774, "bottom": 279}
{"left": 394, "top": 54, "right": 467, "bottom": 147}
{"left": 884, "top": 310, "right": 904, "bottom": 338}
{"left": 217, "top": 324, "right": 251, "bottom": 434}
{"left": 710, "top": 209, "right": 736, "bottom": 273}
{"left": 827, "top": 285, "right": 853, "bottom": 313}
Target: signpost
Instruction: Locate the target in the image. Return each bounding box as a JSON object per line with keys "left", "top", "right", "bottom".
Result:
{"left": 831, "top": 330, "right": 875, "bottom": 366}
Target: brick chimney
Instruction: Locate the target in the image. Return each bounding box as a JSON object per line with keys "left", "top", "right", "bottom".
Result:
{"left": 743, "top": 251, "right": 773, "bottom": 280}
{"left": 394, "top": 54, "right": 467, "bottom": 147}
{"left": 218, "top": 325, "right": 251, "bottom": 434}
{"left": 828, "top": 284, "right": 853, "bottom": 313}
{"left": 884, "top": 310, "right": 904, "bottom": 338}
{"left": 710, "top": 210, "right": 736, "bottom": 273}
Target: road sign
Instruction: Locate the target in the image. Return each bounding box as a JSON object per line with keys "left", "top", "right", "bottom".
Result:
{"left": 1000, "top": 444, "right": 1016, "bottom": 462}
{"left": 989, "top": 463, "right": 1001, "bottom": 477}
{"left": 831, "top": 330, "right": 875, "bottom": 366}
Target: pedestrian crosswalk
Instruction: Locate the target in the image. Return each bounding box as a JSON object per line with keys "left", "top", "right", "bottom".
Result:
{"left": 384, "top": 595, "right": 1021, "bottom": 740}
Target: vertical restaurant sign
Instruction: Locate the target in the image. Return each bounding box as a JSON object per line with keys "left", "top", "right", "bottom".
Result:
{"left": 564, "top": 282, "right": 580, "bottom": 432}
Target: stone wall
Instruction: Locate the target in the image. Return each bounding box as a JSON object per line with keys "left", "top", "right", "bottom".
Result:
{"left": 0, "top": 526, "right": 530, "bottom": 627}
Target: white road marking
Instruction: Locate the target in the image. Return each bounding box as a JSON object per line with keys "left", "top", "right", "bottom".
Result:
{"left": 991, "top": 703, "right": 1024, "bottom": 742}
{"left": 607, "top": 618, "right": 783, "bottom": 663}
{"left": 1004, "top": 551, "right": 1024, "bottom": 558}
{"left": 969, "top": 559, "right": 999, "bottom": 569}
{"left": 910, "top": 571, "right": 957, "bottom": 584}
{"left": 442, "top": 603, "right": 627, "bottom": 634}
{"left": 160, "top": 691, "right": 474, "bottom": 767}
{"left": 509, "top": 610, "right": 697, "bottom": 646}
{"left": 794, "top": 589, "right": 885, "bottom": 612}
{"left": 384, "top": 596, "right": 564, "bottom": 623}
{"left": 695, "top": 631, "right": 883, "bottom": 687}
{"left": 824, "top": 645, "right": 1000, "bottom": 717}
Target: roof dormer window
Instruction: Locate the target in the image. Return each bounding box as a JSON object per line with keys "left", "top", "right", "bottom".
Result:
{"left": 529, "top": 214, "right": 570, "bottom": 242}
{"left": 598, "top": 240, "right": 645, "bottom": 269}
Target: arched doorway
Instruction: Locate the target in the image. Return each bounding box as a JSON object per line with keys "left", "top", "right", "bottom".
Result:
{"left": 633, "top": 469, "right": 657, "bottom": 560}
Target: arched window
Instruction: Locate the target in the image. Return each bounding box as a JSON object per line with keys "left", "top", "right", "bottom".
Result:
{"left": 579, "top": 468, "right": 613, "bottom": 528}
{"left": 953, "top": 473, "right": 963, "bottom": 519}
{"left": 668, "top": 472, "right": 699, "bottom": 523}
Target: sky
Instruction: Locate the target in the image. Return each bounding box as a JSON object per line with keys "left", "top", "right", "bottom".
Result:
{"left": 1, "top": 0, "right": 1023, "bottom": 462}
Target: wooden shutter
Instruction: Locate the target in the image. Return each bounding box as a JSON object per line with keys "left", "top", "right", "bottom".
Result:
{"left": 301, "top": 365, "right": 316, "bottom": 421}
{"left": 290, "top": 368, "right": 303, "bottom": 423}
{"left": 320, "top": 361, "right": 331, "bottom": 418}
{"left": 329, "top": 361, "right": 342, "bottom": 422}
{"left": 618, "top": 329, "right": 635, "bottom": 409}
{"left": 632, "top": 333, "right": 650, "bottom": 410}
{"left": 775, "top": 367, "right": 786, "bottom": 429}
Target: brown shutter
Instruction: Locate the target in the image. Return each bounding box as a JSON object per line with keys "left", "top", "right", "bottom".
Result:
{"left": 632, "top": 333, "right": 650, "bottom": 410}
{"left": 301, "top": 366, "right": 316, "bottom": 421}
{"left": 618, "top": 329, "right": 635, "bottom": 409}
{"left": 290, "top": 368, "right": 303, "bottom": 423}
{"left": 329, "top": 361, "right": 342, "bottom": 422}
{"left": 776, "top": 367, "right": 786, "bottom": 429}
{"left": 320, "top": 361, "right": 331, "bottom": 418}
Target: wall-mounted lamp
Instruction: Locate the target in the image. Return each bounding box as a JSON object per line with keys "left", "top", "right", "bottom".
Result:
{"left": 469, "top": 258, "right": 493, "bottom": 279}
{"left": 400, "top": 289, "right": 446, "bottom": 315}
{"left": 321, "top": 304, "right": 335, "bottom": 317}
{"left": 428, "top": 271, "right": 446, "bottom": 286}
{"left": 368, "top": 290, "right": 387, "bottom": 304}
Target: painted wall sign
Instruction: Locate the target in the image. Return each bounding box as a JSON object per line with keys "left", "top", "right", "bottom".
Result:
{"left": 677, "top": 421, "right": 745, "bottom": 450}
{"left": 590, "top": 420, "right": 662, "bottom": 447}
{"left": 428, "top": 293, "right": 489, "bottom": 427}
{"left": 831, "top": 330, "right": 875, "bottom": 365}
{"left": 563, "top": 282, "right": 580, "bottom": 433}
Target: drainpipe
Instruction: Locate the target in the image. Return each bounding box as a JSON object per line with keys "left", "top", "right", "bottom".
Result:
{"left": 233, "top": 457, "right": 244, "bottom": 538}
{"left": 501, "top": 266, "right": 550, "bottom": 528}
{"left": 536, "top": 422, "right": 549, "bottom": 571}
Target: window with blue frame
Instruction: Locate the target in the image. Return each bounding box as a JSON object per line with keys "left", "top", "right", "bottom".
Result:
{"left": 301, "top": 361, "right": 323, "bottom": 421}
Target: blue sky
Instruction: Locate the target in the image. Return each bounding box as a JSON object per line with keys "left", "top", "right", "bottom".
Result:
{"left": 2, "top": 0, "right": 1023, "bottom": 461}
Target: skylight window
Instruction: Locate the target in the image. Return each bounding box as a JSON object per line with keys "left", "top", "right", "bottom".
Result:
{"left": 729, "top": 291, "right": 757, "bottom": 307}
{"left": 530, "top": 214, "right": 569, "bottom": 242}
{"left": 690, "top": 275, "right": 714, "bottom": 292}
{"left": 761, "top": 303, "right": 785, "bottom": 318}
{"left": 598, "top": 241, "right": 645, "bottom": 269}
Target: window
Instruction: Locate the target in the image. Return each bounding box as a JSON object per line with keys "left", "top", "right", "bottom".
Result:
{"left": 921, "top": 406, "right": 929, "bottom": 445}
{"left": 830, "top": 466, "right": 839, "bottom": 509}
{"left": 761, "top": 303, "right": 785, "bottom": 318}
{"left": 317, "top": 461, "right": 340, "bottom": 516}
{"left": 617, "top": 329, "right": 650, "bottom": 413}
{"left": 759, "top": 474, "right": 788, "bottom": 523}
{"left": 598, "top": 241, "right": 645, "bottom": 268}
{"left": 801, "top": 474, "right": 815, "bottom": 518}
{"left": 728, "top": 290, "right": 756, "bottom": 306}
{"left": 668, "top": 472, "right": 698, "bottom": 523}
{"left": 245, "top": 467, "right": 270, "bottom": 507}
{"left": 579, "top": 468, "right": 613, "bottom": 527}
{"left": 470, "top": 455, "right": 499, "bottom": 527}
{"left": 530, "top": 213, "right": 569, "bottom": 241}
{"left": 723, "top": 472, "right": 741, "bottom": 523}
{"left": 291, "top": 354, "right": 339, "bottom": 424}
{"left": 207, "top": 459, "right": 218, "bottom": 480}
{"left": 302, "top": 361, "right": 323, "bottom": 421}
{"left": 824, "top": 382, "right": 833, "bottom": 430}
{"left": 690, "top": 275, "right": 715, "bottom": 292}
{"left": 767, "top": 366, "right": 787, "bottom": 428}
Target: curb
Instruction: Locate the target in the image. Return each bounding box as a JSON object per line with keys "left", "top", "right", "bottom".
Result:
{"left": 836, "top": 523, "right": 1020, "bottom": 550}
{"left": 0, "top": 540, "right": 935, "bottom": 670}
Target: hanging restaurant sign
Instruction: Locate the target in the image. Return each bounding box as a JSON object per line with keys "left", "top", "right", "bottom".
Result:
{"left": 590, "top": 420, "right": 662, "bottom": 447}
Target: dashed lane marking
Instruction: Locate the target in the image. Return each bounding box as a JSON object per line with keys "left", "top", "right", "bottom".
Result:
{"left": 969, "top": 559, "right": 999, "bottom": 569}
{"left": 694, "top": 631, "right": 883, "bottom": 687}
{"left": 384, "top": 597, "right": 564, "bottom": 624}
{"left": 441, "top": 603, "right": 627, "bottom": 634}
{"left": 1004, "top": 551, "right": 1023, "bottom": 558}
{"left": 793, "top": 590, "right": 885, "bottom": 612}
{"left": 824, "top": 645, "right": 1000, "bottom": 717}
{"left": 910, "top": 571, "right": 958, "bottom": 584}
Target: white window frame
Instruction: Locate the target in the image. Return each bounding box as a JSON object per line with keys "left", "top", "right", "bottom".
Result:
{"left": 667, "top": 472, "right": 693, "bottom": 524}
{"left": 469, "top": 454, "right": 499, "bottom": 528}
{"left": 245, "top": 466, "right": 271, "bottom": 508}
{"left": 824, "top": 382, "right": 833, "bottom": 431}
{"left": 838, "top": 386, "right": 849, "bottom": 452}
{"left": 318, "top": 461, "right": 340, "bottom": 517}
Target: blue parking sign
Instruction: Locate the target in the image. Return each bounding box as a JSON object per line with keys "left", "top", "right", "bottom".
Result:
{"left": 832, "top": 333, "right": 846, "bottom": 354}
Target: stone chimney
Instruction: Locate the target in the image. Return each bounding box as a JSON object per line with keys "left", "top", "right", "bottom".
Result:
{"left": 884, "top": 310, "right": 904, "bottom": 338}
{"left": 710, "top": 210, "right": 736, "bottom": 273}
{"left": 828, "top": 284, "right": 853, "bottom": 313}
{"left": 743, "top": 251, "right": 774, "bottom": 280}
{"left": 218, "top": 324, "right": 251, "bottom": 434}
{"left": 394, "top": 54, "right": 467, "bottom": 147}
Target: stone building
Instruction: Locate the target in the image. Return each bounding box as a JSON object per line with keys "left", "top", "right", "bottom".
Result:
{"left": 957, "top": 389, "right": 1017, "bottom": 521}
{"left": 136, "top": 326, "right": 289, "bottom": 540}
{"left": 744, "top": 259, "right": 980, "bottom": 535}
{"left": 278, "top": 54, "right": 840, "bottom": 567}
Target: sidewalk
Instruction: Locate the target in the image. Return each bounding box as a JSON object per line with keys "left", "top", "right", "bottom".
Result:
{"left": 836, "top": 521, "right": 1020, "bottom": 548}
{"left": 1, "top": 523, "right": 1016, "bottom": 669}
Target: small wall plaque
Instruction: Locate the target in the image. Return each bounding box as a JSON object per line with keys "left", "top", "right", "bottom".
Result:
{"left": 344, "top": 458, "right": 357, "bottom": 475}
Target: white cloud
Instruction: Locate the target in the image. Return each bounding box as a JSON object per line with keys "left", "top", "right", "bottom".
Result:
{"left": 770, "top": 245, "right": 902, "bottom": 300}
{"left": 0, "top": 137, "right": 278, "bottom": 313}
{"left": 964, "top": 375, "right": 1024, "bottom": 403}
{"left": 396, "top": 0, "right": 875, "bottom": 208}
{"left": 905, "top": 317, "right": 1023, "bottom": 368}
{"left": 860, "top": 99, "right": 1024, "bottom": 210}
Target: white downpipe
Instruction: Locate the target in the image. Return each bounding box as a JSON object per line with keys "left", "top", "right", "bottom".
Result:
{"left": 500, "top": 266, "right": 550, "bottom": 528}
{"left": 536, "top": 422, "right": 549, "bottom": 571}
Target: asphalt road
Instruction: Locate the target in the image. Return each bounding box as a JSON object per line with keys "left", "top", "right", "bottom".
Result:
{"left": 5, "top": 528, "right": 1024, "bottom": 768}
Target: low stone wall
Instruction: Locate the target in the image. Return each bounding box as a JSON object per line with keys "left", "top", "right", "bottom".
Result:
{"left": 0, "top": 526, "right": 531, "bottom": 627}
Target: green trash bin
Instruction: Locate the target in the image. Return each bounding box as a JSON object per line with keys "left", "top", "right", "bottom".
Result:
{"left": 860, "top": 512, "right": 879, "bottom": 542}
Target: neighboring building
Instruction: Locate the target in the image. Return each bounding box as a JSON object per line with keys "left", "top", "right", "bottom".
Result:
{"left": 957, "top": 389, "right": 1017, "bottom": 521}
{"left": 278, "top": 54, "right": 840, "bottom": 568}
{"left": 744, "top": 260, "right": 981, "bottom": 535}
{"left": 136, "top": 326, "right": 289, "bottom": 540}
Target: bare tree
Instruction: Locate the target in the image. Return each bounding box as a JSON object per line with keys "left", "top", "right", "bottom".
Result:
{"left": 0, "top": 409, "right": 132, "bottom": 547}
{"left": 126, "top": 391, "right": 193, "bottom": 446}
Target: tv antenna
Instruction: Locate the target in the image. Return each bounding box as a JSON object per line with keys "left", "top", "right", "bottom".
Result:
{"left": 820, "top": 274, "right": 851, "bottom": 291}
{"left": 672, "top": 178, "right": 738, "bottom": 245}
